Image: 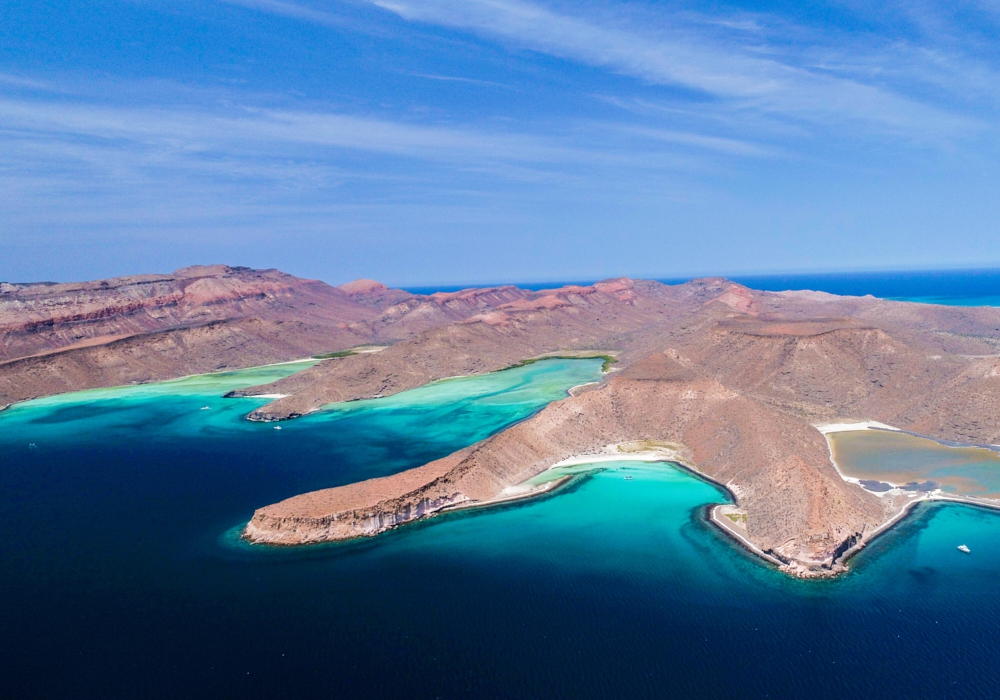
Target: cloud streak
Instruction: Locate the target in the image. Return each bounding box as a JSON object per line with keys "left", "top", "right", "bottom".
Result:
{"left": 221, "top": 0, "right": 352, "bottom": 27}
{"left": 368, "top": 0, "right": 985, "bottom": 138}
{"left": 0, "top": 89, "right": 774, "bottom": 178}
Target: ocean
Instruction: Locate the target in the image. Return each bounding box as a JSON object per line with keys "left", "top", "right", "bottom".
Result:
{"left": 406, "top": 267, "right": 1000, "bottom": 307}
{"left": 4, "top": 271, "right": 1000, "bottom": 698}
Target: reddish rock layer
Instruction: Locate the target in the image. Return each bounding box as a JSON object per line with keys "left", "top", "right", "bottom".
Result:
{"left": 6, "top": 265, "right": 1000, "bottom": 576}
{"left": 0, "top": 266, "right": 545, "bottom": 406}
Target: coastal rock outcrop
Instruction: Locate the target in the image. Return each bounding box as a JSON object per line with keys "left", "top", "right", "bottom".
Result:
{"left": 7, "top": 265, "right": 1000, "bottom": 576}
{"left": 243, "top": 299, "right": 1000, "bottom": 576}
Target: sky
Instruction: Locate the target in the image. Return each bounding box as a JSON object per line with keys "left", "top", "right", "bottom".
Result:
{"left": 2, "top": 0, "right": 999, "bottom": 286}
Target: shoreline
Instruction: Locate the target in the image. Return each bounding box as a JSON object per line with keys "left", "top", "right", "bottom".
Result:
{"left": 441, "top": 450, "right": 687, "bottom": 516}
{"left": 0, "top": 356, "right": 321, "bottom": 414}
{"left": 526, "top": 439, "right": 1000, "bottom": 578}
{"left": 243, "top": 434, "right": 1000, "bottom": 579}
{"left": 486, "top": 447, "right": 776, "bottom": 569}
{"left": 242, "top": 448, "right": 798, "bottom": 576}
{"left": 839, "top": 492, "right": 1000, "bottom": 566}
{"left": 708, "top": 506, "right": 784, "bottom": 567}
{"left": 436, "top": 353, "right": 616, "bottom": 384}
{"left": 814, "top": 420, "right": 900, "bottom": 434}
{"left": 819, "top": 420, "right": 1000, "bottom": 570}
{"left": 440, "top": 475, "right": 575, "bottom": 514}
{"left": 568, "top": 381, "right": 601, "bottom": 396}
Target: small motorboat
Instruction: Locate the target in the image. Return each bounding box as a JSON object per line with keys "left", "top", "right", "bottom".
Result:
{"left": 274, "top": 426, "right": 282, "bottom": 430}
{"left": 624, "top": 475, "right": 633, "bottom": 480}
{"left": 200, "top": 406, "right": 211, "bottom": 410}
{"left": 958, "top": 545, "right": 971, "bottom": 553}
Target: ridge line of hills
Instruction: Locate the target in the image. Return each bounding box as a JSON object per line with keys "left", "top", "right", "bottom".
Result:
{"left": 6, "top": 264, "right": 1000, "bottom": 576}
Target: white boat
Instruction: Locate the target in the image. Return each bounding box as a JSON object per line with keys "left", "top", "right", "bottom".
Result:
{"left": 624, "top": 475, "right": 633, "bottom": 480}
{"left": 274, "top": 426, "right": 282, "bottom": 430}
{"left": 200, "top": 406, "right": 211, "bottom": 410}
{"left": 958, "top": 545, "right": 970, "bottom": 553}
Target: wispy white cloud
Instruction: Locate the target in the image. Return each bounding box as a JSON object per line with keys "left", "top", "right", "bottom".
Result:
{"left": 0, "top": 84, "right": 772, "bottom": 245}
{"left": 0, "top": 97, "right": 573, "bottom": 165}
{"left": 403, "top": 72, "right": 512, "bottom": 88}
{"left": 0, "top": 72, "right": 57, "bottom": 90}
{"left": 0, "top": 89, "right": 774, "bottom": 176}
{"left": 368, "top": 0, "right": 984, "bottom": 139}
{"left": 220, "top": 0, "right": 351, "bottom": 27}
{"left": 617, "top": 126, "right": 777, "bottom": 158}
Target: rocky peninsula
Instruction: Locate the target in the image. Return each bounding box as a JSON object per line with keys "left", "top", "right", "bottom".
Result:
{"left": 239, "top": 278, "right": 1000, "bottom": 576}
{"left": 6, "top": 266, "right": 1000, "bottom": 576}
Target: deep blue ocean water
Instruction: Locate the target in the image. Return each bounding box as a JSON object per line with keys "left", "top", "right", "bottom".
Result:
{"left": 406, "top": 267, "right": 1000, "bottom": 307}
{"left": 3, "top": 357, "right": 1000, "bottom": 698}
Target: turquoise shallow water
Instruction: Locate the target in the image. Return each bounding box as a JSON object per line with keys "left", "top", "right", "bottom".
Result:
{"left": 2, "top": 358, "right": 1000, "bottom": 698}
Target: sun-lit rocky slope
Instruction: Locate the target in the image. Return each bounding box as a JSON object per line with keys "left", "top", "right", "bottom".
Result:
{"left": 242, "top": 278, "right": 1000, "bottom": 576}
{"left": 0, "top": 265, "right": 541, "bottom": 406}
{"left": 7, "top": 265, "right": 1000, "bottom": 575}
{"left": 235, "top": 278, "right": 693, "bottom": 420}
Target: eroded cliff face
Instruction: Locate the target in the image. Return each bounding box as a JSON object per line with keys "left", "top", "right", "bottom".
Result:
{"left": 245, "top": 450, "right": 474, "bottom": 543}
{"left": 7, "top": 266, "right": 1000, "bottom": 575}
{"left": 0, "top": 265, "right": 374, "bottom": 362}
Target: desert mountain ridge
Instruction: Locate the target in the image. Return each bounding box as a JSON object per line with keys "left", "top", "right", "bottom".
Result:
{"left": 5, "top": 265, "right": 1000, "bottom": 576}
{"left": 0, "top": 265, "right": 582, "bottom": 405}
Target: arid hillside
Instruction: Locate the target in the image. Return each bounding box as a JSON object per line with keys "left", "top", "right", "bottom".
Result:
{"left": 0, "top": 266, "right": 542, "bottom": 406}
{"left": 236, "top": 277, "right": 710, "bottom": 420}
{"left": 241, "top": 282, "right": 1000, "bottom": 576}
{"left": 6, "top": 266, "right": 1000, "bottom": 576}
{"left": 246, "top": 351, "right": 890, "bottom": 572}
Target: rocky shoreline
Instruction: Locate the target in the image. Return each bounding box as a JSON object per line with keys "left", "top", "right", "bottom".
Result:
{"left": 9, "top": 268, "right": 1000, "bottom": 576}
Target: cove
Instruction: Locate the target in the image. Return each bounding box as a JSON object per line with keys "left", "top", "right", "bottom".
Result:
{"left": 3, "top": 359, "right": 1000, "bottom": 698}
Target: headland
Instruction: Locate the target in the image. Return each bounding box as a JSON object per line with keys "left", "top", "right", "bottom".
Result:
{"left": 7, "top": 266, "right": 1000, "bottom": 576}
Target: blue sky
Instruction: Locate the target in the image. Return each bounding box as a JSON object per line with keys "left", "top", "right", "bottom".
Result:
{"left": 2, "top": 0, "right": 999, "bottom": 285}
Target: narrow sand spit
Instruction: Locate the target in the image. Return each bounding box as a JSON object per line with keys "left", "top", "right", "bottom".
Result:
{"left": 814, "top": 421, "right": 900, "bottom": 434}
{"left": 710, "top": 506, "right": 784, "bottom": 567}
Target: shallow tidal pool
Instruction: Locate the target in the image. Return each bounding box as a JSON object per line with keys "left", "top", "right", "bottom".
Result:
{"left": 830, "top": 428, "right": 1000, "bottom": 497}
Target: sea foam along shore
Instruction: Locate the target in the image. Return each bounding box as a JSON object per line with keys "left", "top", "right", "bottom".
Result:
{"left": 817, "top": 420, "right": 1000, "bottom": 567}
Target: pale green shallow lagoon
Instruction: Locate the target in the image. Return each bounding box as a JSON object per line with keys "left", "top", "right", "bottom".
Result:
{"left": 830, "top": 429, "right": 1000, "bottom": 498}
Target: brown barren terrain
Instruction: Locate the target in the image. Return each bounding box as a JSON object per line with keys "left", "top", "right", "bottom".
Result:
{"left": 0, "top": 266, "right": 539, "bottom": 406}
{"left": 6, "top": 266, "right": 1000, "bottom": 575}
